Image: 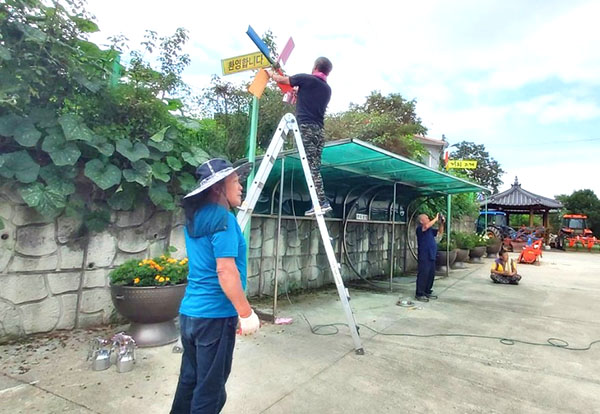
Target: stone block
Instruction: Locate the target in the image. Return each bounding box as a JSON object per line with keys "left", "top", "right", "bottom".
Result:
{"left": 307, "top": 265, "right": 321, "bottom": 282}
{"left": 172, "top": 208, "right": 185, "bottom": 226}
{"left": 117, "top": 227, "right": 149, "bottom": 253}
{"left": 15, "top": 223, "right": 57, "bottom": 256}
{"left": 0, "top": 302, "right": 22, "bottom": 337}
{"left": 12, "top": 205, "right": 49, "bottom": 226}
{"left": 115, "top": 204, "right": 153, "bottom": 227}
{"left": 47, "top": 272, "right": 81, "bottom": 294}
{"left": 85, "top": 232, "right": 116, "bottom": 268}
{"left": 246, "top": 277, "right": 260, "bottom": 297}
{"left": 77, "top": 311, "right": 106, "bottom": 328}
{"left": 145, "top": 211, "right": 172, "bottom": 240}
{"left": 56, "top": 294, "right": 78, "bottom": 330}
{"left": 249, "top": 226, "right": 262, "bottom": 249}
{"left": 9, "top": 254, "right": 58, "bottom": 272}
{"left": 261, "top": 257, "right": 275, "bottom": 272}
{"left": 0, "top": 220, "right": 16, "bottom": 273}
{"left": 169, "top": 225, "right": 187, "bottom": 259}
{"left": 148, "top": 239, "right": 168, "bottom": 258}
{"left": 2, "top": 274, "right": 48, "bottom": 304}
{"left": 248, "top": 258, "right": 261, "bottom": 278}
{"left": 0, "top": 198, "right": 13, "bottom": 221}
{"left": 113, "top": 251, "right": 145, "bottom": 266}
{"left": 83, "top": 269, "right": 108, "bottom": 288}
{"left": 248, "top": 247, "right": 262, "bottom": 259}
{"left": 56, "top": 216, "right": 81, "bottom": 244}
{"left": 58, "top": 244, "right": 84, "bottom": 269}
{"left": 261, "top": 237, "right": 275, "bottom": 257}
{"left": 0, "top": 183, "right": 24, "bottom": 204}
{"left": 20, "top": 297, "right": 60, "bottom": 334}
{"left": 80, "top": 288, "right": 112, "bottom": 314}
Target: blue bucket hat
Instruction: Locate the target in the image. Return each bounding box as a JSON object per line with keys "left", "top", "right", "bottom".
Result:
{"left": 183, "top": 158, "right": 252, "bottom": 199}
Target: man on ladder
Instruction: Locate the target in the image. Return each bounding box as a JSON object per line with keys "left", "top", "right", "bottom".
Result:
{"left": 268, "top": 56, "right": 333, "bottom": 215}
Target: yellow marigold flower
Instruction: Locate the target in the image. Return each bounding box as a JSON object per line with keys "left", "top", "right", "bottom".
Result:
{"left": 134, "top": 277, "right": 140, "bottom": 284}
{"left": 155, "top": 275, "right": 160, "bottom": 280}
{"left": 166, "top": 277, "right": 170, "bottom": 281}
{"left": 159, "top": 277, "right": 165, "bottom": 282}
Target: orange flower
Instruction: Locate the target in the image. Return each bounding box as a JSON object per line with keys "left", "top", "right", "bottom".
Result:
{"left": 159, "top": 277, "right": 165, "bottom": 283}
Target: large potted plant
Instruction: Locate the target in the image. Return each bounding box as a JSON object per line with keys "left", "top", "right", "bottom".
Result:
{"left": 469, "top": 234, "right": 487, "bottom": 262}
{"left": 453, "top": 232, "right": 471, "bottom": 269}
{"left": 110, "top": 255, "right": 188, "bottom": 347}
{"left": 436, "top": 235, "right": 457, "bottom": 273}
{"left": 486, "top": 234, "right": 502, "bottom": 257}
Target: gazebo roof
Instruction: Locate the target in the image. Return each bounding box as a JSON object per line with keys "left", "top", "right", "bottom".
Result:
{"left": 482, "top": 177, "right": 563, "bottom": 213}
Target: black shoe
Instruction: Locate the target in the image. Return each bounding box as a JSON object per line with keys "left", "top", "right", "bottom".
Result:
{"left": 426, "top": 294, "right": 438, "bottom": 299}
{"left": 415, "top": 296, "right": 429, "bottom": 302}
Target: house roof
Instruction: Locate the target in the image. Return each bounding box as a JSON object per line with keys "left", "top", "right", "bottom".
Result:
{"left": 482, "top": 177, "right": 563, "bottom": 212}
{"left": 413, "top": 135, "right": 448, "bottom": 148}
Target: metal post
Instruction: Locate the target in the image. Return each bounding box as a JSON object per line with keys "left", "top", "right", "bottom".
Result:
{"left": 243, "top": 96, "right": 259, "bottom": 245}
{"left": 110, "top": 53, "right": 121, "bottom": 88}
{"left": 446, "top": 194, "right": 452, "bottom": 278}
{"left": 273, "top": 158, "right": 285, "bottom": 318}
{"left": 484, "top": 197, "right": 488, "bottom": 231}
{"left": 389, "top": 183, "right": 397, "bottom": 291}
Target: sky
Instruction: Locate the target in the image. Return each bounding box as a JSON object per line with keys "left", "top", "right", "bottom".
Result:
{"left": 86, "top": 0, "right": 600, "bottom": 199}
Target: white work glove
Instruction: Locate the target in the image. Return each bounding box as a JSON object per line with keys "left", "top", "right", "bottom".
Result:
{"left": 238, "top": 310, "right": 260, "bottom": 336}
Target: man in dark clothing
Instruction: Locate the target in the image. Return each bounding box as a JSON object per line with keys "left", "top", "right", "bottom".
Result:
{"left": 268, "top": 57, "right": 332, "bottom": 216}
{"left": 415, "top": 213, "right": 444, "bottom": 302}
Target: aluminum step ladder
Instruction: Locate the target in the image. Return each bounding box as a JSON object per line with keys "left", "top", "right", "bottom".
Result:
{"left": 237, "top": 113, "right": 364, "bottom": 354}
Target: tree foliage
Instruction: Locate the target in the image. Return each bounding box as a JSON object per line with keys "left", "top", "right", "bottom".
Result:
{"left": 325, "top": 91, "right": 428, "bottom": 159}
{"left": 556, "top": 189, "right": 600, "bottom": 235}
{"left": 0, "top": 0, "right": 211, "bottom": 230}
{"left": 449, "top": 141, "right": 504, "bottom": 193}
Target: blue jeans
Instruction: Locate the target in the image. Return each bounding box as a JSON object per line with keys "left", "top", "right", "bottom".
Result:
{"left": 171, "top": 314, "right": 238, "bottom": 414}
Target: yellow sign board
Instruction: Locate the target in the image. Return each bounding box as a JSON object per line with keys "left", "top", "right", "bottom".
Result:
{"left": 222, "top": 52, "right": 270, "bottom": 75}
{"left": 446, "top": 160, "right": 478, "bottom": 169}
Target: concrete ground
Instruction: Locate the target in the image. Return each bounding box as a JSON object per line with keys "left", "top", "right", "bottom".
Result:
{"left": 1, "top": 250, "right": 599, "bottom": 413}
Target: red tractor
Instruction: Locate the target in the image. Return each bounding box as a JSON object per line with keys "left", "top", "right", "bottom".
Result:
{"left": 556, "top": 214, "right": 596, "bottom": 250}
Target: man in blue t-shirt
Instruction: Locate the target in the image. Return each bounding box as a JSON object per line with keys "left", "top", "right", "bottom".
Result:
{"left": 268, "top": 57, "right": 333, "bottom": 216}
{"left": 415, "top": 213, "right": 444, "bottom": 302}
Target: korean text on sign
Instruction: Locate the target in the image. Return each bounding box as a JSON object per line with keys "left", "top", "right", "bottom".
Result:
{"left": 446, "top": 160, "right": 478, "bottom": 169}
{"left": 222, "top": 52, "right": 270, "bottom": 75}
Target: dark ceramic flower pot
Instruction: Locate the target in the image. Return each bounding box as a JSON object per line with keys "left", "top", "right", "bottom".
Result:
{"left": 469, "top": 246, "right": 486, "bottom": 262}
{"left": 436, "top": 249, "right": 457, "bottom": 273}
{"left": 452, "top": 248, "right": 469, "bottom": 269}
{"left": 486, "top": 241, "right": 502, "bottom": 257}
{"left": 110, "top": 283, "right": 187, "bottom": 347}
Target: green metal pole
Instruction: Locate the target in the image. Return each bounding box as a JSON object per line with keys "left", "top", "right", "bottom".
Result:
{"left": 110, "top": 53, "right": 121, "bottom": 88}
{"left": 484, "top": 196, "right": 488, "bottom": 232}
{"left": 243, "top": 96, "right": 259, "bottom": 246}
{"left": 446, "top": 194, "right": 451, "bottom": 278}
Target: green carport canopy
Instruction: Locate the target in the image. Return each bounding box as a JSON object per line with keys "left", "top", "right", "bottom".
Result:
{"left": 261, "top": 138, "right": 489, "bottom": 198}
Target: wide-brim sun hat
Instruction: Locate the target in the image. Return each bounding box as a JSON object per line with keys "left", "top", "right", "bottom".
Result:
{"left": 183, "top": 158, "right": 252, "bottom": 199}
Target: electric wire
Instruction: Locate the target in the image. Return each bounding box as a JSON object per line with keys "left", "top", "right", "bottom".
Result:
{"left": 301, "top": 314, "right": 600, "bottom": 352}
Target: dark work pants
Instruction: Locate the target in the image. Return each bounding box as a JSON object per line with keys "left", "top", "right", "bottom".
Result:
{"left": 299, "top": 123, "right": 326, "bottom": 205}
{"left": 416, "top": 258, "right": 436, "bottom": 297}
{"left": 171, "top": 314, "right": 237, "bottom": 414}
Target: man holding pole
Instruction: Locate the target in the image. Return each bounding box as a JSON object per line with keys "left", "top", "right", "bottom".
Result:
{"left": 415, "top": 213, "right": 444, "bottom": 302}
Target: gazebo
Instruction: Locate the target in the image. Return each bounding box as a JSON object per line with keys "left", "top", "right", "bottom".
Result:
{"left": 482, "top": 177, "right": 563, "bottom": 227}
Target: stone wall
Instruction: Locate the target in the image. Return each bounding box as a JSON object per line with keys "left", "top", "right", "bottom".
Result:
{"left": 0, "top": 185, "right": 412, "bottom": 342}
{"left": 246, "top": 217, "right": 409, "bottom": 297}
